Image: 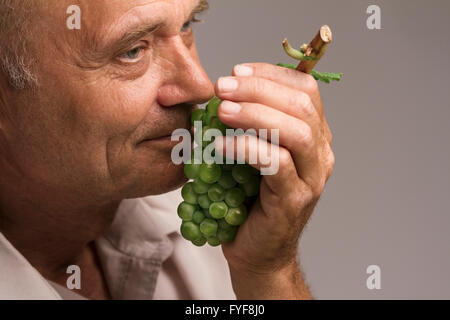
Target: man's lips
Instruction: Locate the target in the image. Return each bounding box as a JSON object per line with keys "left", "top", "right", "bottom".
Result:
{"left": 138, "top": 126, "right": 195, "bottom": 144}
{"left": 137, "top": 105, "right": 196, "bottom": 145}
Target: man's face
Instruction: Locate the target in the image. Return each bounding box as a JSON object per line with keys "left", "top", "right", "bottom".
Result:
{"left": 1, "top": 0, "right": 213, "bottom": 202}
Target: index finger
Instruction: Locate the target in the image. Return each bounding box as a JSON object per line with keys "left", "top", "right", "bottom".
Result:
{"left": 232, "top": 62, "right": 324, "bottom": 119}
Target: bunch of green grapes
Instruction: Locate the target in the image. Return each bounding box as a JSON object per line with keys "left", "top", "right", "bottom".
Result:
{"left": 177, "top": 97, "right": 262, "bottom": 247}
{"left": 177, "top": 26, "right": 343, "bottom": 247}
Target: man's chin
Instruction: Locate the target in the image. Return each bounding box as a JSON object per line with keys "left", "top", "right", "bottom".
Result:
{"left": 126, "top": 163, "right": 188, "bottom": 199}
{"left": 154, "top": 170, "right": 188, "bottom": 195}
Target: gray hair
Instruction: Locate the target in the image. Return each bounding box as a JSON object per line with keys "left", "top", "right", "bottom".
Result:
{"left": 0, "top": 0, "right": 38, "bottom": 90}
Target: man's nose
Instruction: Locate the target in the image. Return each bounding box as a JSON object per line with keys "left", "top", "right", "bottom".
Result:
{"left": 157, "top": 36, "right": 215, "bottom": 107}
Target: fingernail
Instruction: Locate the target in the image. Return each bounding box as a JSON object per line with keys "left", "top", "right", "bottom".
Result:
{"left": 218, "top": 77, "right": 238, "bottom": 92}
{"left": 220, "top": 101, "right": 241, "bottom": 115}
{"left": 234, "top": 64, "right": 253, "bottom": 77}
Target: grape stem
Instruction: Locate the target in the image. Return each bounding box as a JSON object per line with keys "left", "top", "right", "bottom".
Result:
{"left": 283, "top": 25, "right": 333, "bottom": 74}
{"left": 282, "top": 39, "right": 311, "bottom": 61}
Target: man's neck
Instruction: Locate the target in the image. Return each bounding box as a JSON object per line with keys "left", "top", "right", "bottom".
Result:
{"left": 0, "top": 195, "right": 120, "bottom": 300}
{"left": 0, "top": 157, "right": 123, "bottom": 299}
{"left": 0, "top": 168, "right": 121, "bottom": 282}
{"left": 1, "top": 199, "right": 120, "bottom": 274}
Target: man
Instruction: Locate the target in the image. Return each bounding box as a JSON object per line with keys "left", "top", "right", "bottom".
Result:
{"left": 0, "top": 0, "right": 334, "bottom": 300}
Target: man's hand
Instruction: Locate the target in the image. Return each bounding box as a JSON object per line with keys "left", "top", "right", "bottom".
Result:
{"left": 214, "top": 63, "right": 335, "bottom": 299}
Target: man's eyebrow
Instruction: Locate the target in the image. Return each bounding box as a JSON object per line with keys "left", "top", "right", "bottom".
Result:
{"left": 108, "top": 0, "right": 210, "bottom": 53}
{"left": 193, "top": 0, "right": 210, "bottom": 18}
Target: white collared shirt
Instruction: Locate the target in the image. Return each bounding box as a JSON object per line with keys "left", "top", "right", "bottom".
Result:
{"left": 0, "top": 189, "right": 236, "bottom": 300}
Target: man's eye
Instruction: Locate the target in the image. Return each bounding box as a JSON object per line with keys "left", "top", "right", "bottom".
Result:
{"left": 118, "top": 47, "right": 145, "bottom": 62}
{"left": 181, "top": 21, "right": 192, "bottom": 33}
{"left": 181, "top": 14, "right": 202, "bottom": 33}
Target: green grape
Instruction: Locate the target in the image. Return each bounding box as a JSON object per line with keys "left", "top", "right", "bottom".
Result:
{"left": 218, "top": 218, "right": 234, "bottom": 230}
{"left": 222, "top": 163, "right": 235, "bottom": 171}
{"left": 192, "top": 210, "right": 206, "bottom": 225}
{"left": 192, "top": 178, "right": 210, "bottom": 194}
{"left": 181, "top": 182, "right": 198, "bottom": 205}
{"left": 202, "top": 112, "right": 216, "bottom": 125}
{"left": 209, "top": 117, "right": 228, "bottom": 135}
{"left": 207, "top": 183, "right": 226, "bottom": 202}
{"left": 249, "top": 166, "right": 260, "bottom": 175}
{"left": 207, "top": 236, "right": 222, "bottom": 247}
{"left": 191, "top": 109, "right": 205, "bottom": 126}
{"left": 190, "top": 146, "right": 203, "bottom": 165}
{"left": 192, "top": 236, "right": 207, "bottom": 247}
{"left": 202, "top": 126, "right": 212, "bottom": 148}
{"left": 177, "top": 202, "right": 196, "bottom": 221}
{"left": 180, "top": 221, "right": 202, "bottom": 241}
{"left": 218, "top": 227, "right": 238, "bottom": 243}
{"left": 224, "top": 187, "right": 246, "bottom": 207}
{"left": 206, "top": 96, "right": 222, "bottom": 116}
{"left": 184, "top": 163, "right": 200, "bottom": 179}
{"left": 203, "top": 208, "right": 213, "bottom": 219}
{"left": 200, "top": 218, "right": 218, "bottom": 237}
{"left": 202, "top": 97, "right": 222, "bottom": 125}
{"left": 209, "top": 201, "right": 228, "bottom": 219}
{"left": 198, "top": 194, "right": 212, "bottom": 209}
{"left": 199, "top": 163, "right": 222, "bottom": 184}
{"left": 232, "top": 164, "right": 253, "bottom": 184}
{"left": 225, "top": 205, "right": 248, "bottom": 226}
{"left": 218, "top": 170, "right": 237, "bottom": 189}
{"left": 194, "top": 123, "right": 204, "bottom": 147}
{"left": 240, "top": 175, "right": 261, "bottom": 197}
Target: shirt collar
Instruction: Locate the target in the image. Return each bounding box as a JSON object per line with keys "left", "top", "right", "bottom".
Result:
{"left": 0, "top": 232, "right": 62, "bottom": 299}
{"left": 104, "top": 189, "right": 182, "bottom": 250}
{"left": 94, "top": 188, "right": 183, "bottom": 299}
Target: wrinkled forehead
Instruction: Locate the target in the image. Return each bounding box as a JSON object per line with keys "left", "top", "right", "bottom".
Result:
{"left": 37, "top": 0, "right": 198, "bottom": 53}
{"left": 77, "top": 0, "right": 180, "bottom": 38}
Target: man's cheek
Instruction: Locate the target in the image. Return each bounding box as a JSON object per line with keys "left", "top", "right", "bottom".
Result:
{"left": 99, "top": 89, "right": 157, "bottom": 136}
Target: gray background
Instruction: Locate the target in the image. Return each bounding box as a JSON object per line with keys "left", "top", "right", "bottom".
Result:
{"left": 194, "top": 0, "right": 450, "bottom": 299}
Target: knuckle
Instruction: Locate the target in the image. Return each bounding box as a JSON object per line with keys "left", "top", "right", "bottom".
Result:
{"left": 285, "top": 183, "right": 313, "bottom": 213}
{"left": 324, "top": 120, "right": 333, "bottom": 146}
{"left": 290, "top": 191, "right": 307, "bottom": 211}
{"left": 295, "top": 123, "right": 314, "bottom": 149}
{"left": 298, "top": 187, "right": 314, "bottom": 207}
{"left": 260, "top": 62, "right": 274, "bottom": 70}
{"left": 247, "top": 63, "right": 264, "bottom": 75}
{"left": 326, "top": 150, "right": 336, "bottom": 179}
{"left": 278, "top": 148, "right": 292, "bottom": 168}
{"left": 251, "top": 78, "right": 267, "bottom": 97}
{"left": 312, "top": 176, "right": 326, "bottom": 199}
{"left": 289, "top": 92, "right": 316, "bottom": 117}
{"left": 281, "top": 65, "right": 299, "bottom": 78}
{"left": 303, "top": 73, "right": 319, "bottom": 93}
{"left": 328, "top": 130, "right": 333, "bottom": 147}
